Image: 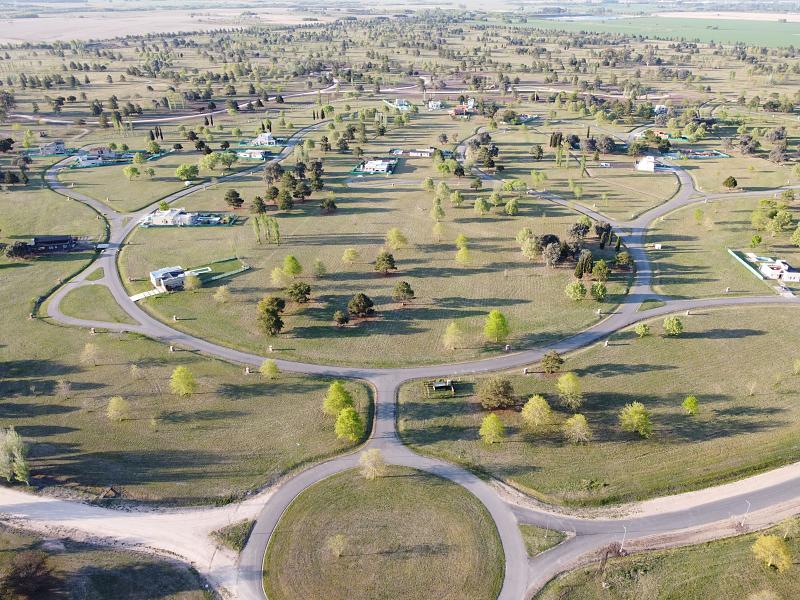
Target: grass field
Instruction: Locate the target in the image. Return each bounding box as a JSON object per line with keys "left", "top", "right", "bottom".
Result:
{"left": 59, "top": 284, "right": 138, "bottom": 324}
{"left": 263, "top": 466, "right": 504, "bottom": 600}
{"left": 118, "top": 111, "right": 630, "bottom": 367}
{"left": 0, "top": 187, "right": 371, "bottom": 504}
{"left": 398, "top": 305, "right": 800, "bottom": 506}
{"left": 0, "top": 524, "right": 208, "bottom": 600}
{"left": 536, "top": 523, "right": 800, "bottom": 600}
{"left": 648, "top": 195, "right": 800, "bottom": 298}
{"left": 520, "top": 525, "right": 567, "bottom": 556}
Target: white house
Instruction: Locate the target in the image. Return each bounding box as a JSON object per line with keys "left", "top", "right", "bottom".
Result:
{"left": 427, "top": 100, "right": 443, "bottom": 111}
{"left": 384, "top": 98, "right": 411, "bottom": 111}
{"left": 654, "top": 104, "right": 668, "bottom": 115}
{"left": 74, "top": 155, "right": 104, "bottom": 167}
{"left": 635, "top": 156, "right": 657, "bottom": 172}
{"left": 140, "top": 208, "right": 192, "bottom": 227}
{"left": 758, "top": 259, "right": 800, "bottom": 282}
{"left": 249, "top": 132, "right": 275, "bottom": 146}
{"left": 149, "top": 266, "right": 185, "bottom": 290}
{"left": 355, "top": 158, "right": 398, "bottom": 174}
{"left": 409, "top": 147, "right": 435, "bottom": 158}
{"left": 38, "top": 140, "right": 66, "bottom": 155}
{"left": 237, "top": 149, "right": 267, "bottom": 160}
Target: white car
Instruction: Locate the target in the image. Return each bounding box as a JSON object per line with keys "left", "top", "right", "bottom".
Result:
{"left": 600, "top": 162, "right": 611, "bottom": 168}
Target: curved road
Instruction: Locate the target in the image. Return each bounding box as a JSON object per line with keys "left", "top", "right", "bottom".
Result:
{"left": 3, "top": 107, "right": 799, "bottom": 600}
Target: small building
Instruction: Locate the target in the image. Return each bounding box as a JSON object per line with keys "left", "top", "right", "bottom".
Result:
{"left": 391, "top": 98, "right": 411, "bottom": 111}
{"left": 635, "top": 156, "right": 660, "bottom": 172}
{"left": 29, "top": 235, "right": 79, "bottom": 253}
{"left": 758, "top": 259, "right": 800, "bottom": 282}
{"left": 74, "top": 155, "right": 105, "bottom": 167}
{"left": 237, "top": 149, "right": 268, "bottom": 160}
{"left": 427, "top": 100, "right": 443, "bottom": 111}
{"left": 38, "top": 140, "right": 66, "bottom": 155}
{"left": 85, "top": 146, "right": 117, "bottom": 159}
{"left": 140, "top": 208, "right": 192, "bottom": 227}
{"left": 353, "top": 158, "right": 398, "bottom": 174}
{"left": 654, "top": 104, "right": 668, "bottom": 115}
{"left": 249, "top": 132, "right": 276, "bottom": 147}
{"left": 408, "top": 147, "right": 435, "bottom": 158}
{"left": 149, "top": 266, "right": 185, "bottom": 290}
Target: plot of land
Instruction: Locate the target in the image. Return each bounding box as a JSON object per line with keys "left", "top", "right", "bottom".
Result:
{"left": 59, "top": 284, "right": 138, "bottom": 324}
{"left": 263, "top": 466, "right": 504, "bottom": 600}
{"left": 399, "top": 306, "right": 800, "bottom": 506}
{"left": 536, "top": 523, "right": 800, "bottom": 600}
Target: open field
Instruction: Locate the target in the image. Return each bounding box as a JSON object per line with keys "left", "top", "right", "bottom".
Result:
{"left": 520, "top": 525, "right": 567, "bottom": 557}
{"left": 536, "top": 522, "right": 800, "bottom": 600}
{"left": 59, "top": 284, "right": 138, "bottom": 324}
{"left": 648, "top": 195, "right": 800, "bottom": 299}
{"left": 0, "top": 523, "right": 207, "bottom": 599}
{"left": 399, "top": 306, "right": 800, "bottom": 506}
{"left": 0, "top": 187, "right": 371, "bottom": 504}
{"left": 263, "top": 466, "right": 504, "bottom": 600}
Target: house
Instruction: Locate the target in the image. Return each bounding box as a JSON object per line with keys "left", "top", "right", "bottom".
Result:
{"left": 149, "top": 266, "right": 186, "bottom": 290}
{"left": 140, "top": 208, "right": 192, "bottom": 227}
{"left": 85, "top": 146, "right": 117, "bottom": 159}
{"left": 408, "top": 147, "right": 435, "bottom": 158}
{"left": 237, "top": 149, "right": 268, "bottom": 160}
{"left": 38, "top": 140, "right": 66, "bottom": 155}
{"left": 388, "top": 98, "right": 411, "bottom": 111}
{"left": 755, "top": 258, "right": 800, "bottom": 282}
{"left": 74, "top": 155, "right": 105, "bottom": 167}
{"left": 634, "top": 156, "right": 661, "bottom": 172}
{"left": 29, "top": 235, "right": 79, "bottom": 253}
{"left": 427, "top": 100, "right": 443, "bottom": 111}
{"left": 353, "top": 158, "right": 398, "bottom": 174}
{"left": 654, "top": 104, "right": 668, "bottom": 115}
{"left": 249, "top": 132, "right": 276, "bottom": 146}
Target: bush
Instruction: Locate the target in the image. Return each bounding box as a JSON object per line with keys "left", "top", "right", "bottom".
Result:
{"left": 565, "top": 281, "right": 587, "bottom": 301}
{"left": 541, "top": 350, "right": 564, "bottom": 374}
{"left": 663, "top": 315, "right": 684, "bottom": 337}
{"left": 348, "top": 293, "right": 374, "bottom": 317}
{"left": 634, "top": 323, "right": 650, "bottom": 338}
{"left": 476, "top": 377, "right": 515, "bottom": 410}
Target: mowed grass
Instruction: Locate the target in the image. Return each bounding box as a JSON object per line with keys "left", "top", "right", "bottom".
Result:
{"left": 0, "top": 188, "right": 371, "bottom": 505}
{"left": 520, "top": 525, "right": 567, "bottom": 556}
{"left": 0, "top": 524, "right": 207, "bottom": 600}
{"left": 536, "top": 523, "right": 800, "bottom": 600}
{"left": 398, "top": 306, "right": 800, "bottom": 506}
{"left": 263, "top": 466, "right": 504, "bottom": 600}
{"left": 648, "top": 195, "right": 800, "bottom": 298}
{"left": 495, "top": 123, "right": 679, "bottom": 221}
{"left": 59, "top": 284, "right": 138, "bottom": 324}
{"left": 119, "top": 111, "right": 628, "bottom": 367}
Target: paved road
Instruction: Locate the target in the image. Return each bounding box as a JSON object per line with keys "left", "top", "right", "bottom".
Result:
{"left": 8, "top": 110, "right": 800, "bottom": 600}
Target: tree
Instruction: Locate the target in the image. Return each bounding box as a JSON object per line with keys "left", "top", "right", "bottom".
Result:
{"left": 442, "top": 321, "right": 464, "bottom": 350}
{"left": 483, "top": 310, "right": 510, "bottom": 343}
{"left": 283, "top": 255, "right": 302, "bottom": 278}
{"left": 333, "top": 310, "right": 349, "bottom": 327}
{"left": 392, "top": 281, "right": 415, "bottom": 303}
{"left": 313, "top": 258, "right": 327, "bottom": 279}
{"left": 565, "top": 281, "right": 587, "bottom": 301}
{"left": 257, "top": 295, "right": 285, "bottom": 335}
{"left": 723, "top": 175, "right": 738, "bottom": 191}
{"left": 590, "top": 282, "right": 607, "bottom": 302}
{"left": 175, "top": 163, "right": 199, "bottom": 181}
{"left": 449, "top": 190, "right": 464, "bottom": 207}
{"left": 473, "top": 197, "right": 490, "bottom": 215}
{"left": 341, "top": 247, "right": 360, "bottom": 264}
{"left": 542, "top": 243, "right": 561, "bottom": 267}
{"left": 592, "top": 259, "right": 610, "bottom": 282}
{"left": 133, "top": 152, "right": 146, "bottom": 166}
{"left": 106, "top": 396, "right": 130, "bottom": 422}
{"left": 477, "top": 377, "right": 515, "bottom": 410}
{"left": 619, "top": 401, "right": 653, "bottom": 438}
{"left": 323, "top": 381, "right": 353, "bottom": 416}
{"left": 122, "top": 165, "right": 140, "bottom": 180}
{"left": 286, "top": 281, "right": 311, "bottom": 303}
{"left": 334, "top": 407, "right": 364, "bottom": 441}
{"left": 505, "top": 198, "right": 519, "bottom": 216}
{"left": 634, "top": 323, "right": 650, "bottom": 338}
{"left": 455, "top": 233, "right": 468, "bottom": 249}
{"left": 751, "top": 535, "right": 792, "bottom": 572}
{"left": 541, "top": 350, "right": 564, "bottom": 374}
{"left": 574, "top": 249, "right": 593, "bottom": 278}
{"left": 374, "top": 251, "right": 397, "bottom": 275}
{"left": 348, "top": 293, "right": 374, "bottom": 317}
{"left": 479, "top": 413, "right": 505, "bottom": 444}
{"left": 455, "top": 245, "right": 471, "bottom": 266}
{"left": 556, "top": 372, "right": 583, "bottom": 410}
{"left": 359, "top": 449, "right": 386, "bottom": 480}
{"left": 521, "top": 395, "right": 552, "bottom": 432}
{"left": 563, "top": 414, "right": 592, "bottom": 444}
{"left": 170, "top": 366, "right": 197, "bottom": 396}
{"left": 663, "top": 315, "right": 684, "bottom": 337}
{"left": 259, "top": 359, "right": 280, "bottom": 380}
{"left": 385, "top": 227, "right": 408, "bottom": 250}
{"left": 682, "top": 395, "right": 699, "bottom": 416}
{"left": 224, "top": 189, "right": 243, "bottom": 208}
{"left": 430, "top": 198, "right": 445, "bottom": 222}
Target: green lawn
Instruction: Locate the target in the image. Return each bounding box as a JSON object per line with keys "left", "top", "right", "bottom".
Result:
{"left": 0, "top": 187, "right": 371, "bottom": 505}
{"left": 399, "top": 306, "right": 800, "bottom": 506}
{"left": 119, "top": 110, "right": 628, "bottom": 368}
{"left": 520, "top": 525, "right": 567, "bottom": 556}
{"left": 648, "top": 195, "right": 800, "bottom": 298}
{"left": 0, "top": 524, "right": 207, "bottom": 600}
{"left": 263, "top": 466, "right": 504, "bottom": 600}
{"left": 536, "top": 523, "right": 800, "bottom": 600}
{"left": 59, "top": 284, "right": 138, "bottom": 324}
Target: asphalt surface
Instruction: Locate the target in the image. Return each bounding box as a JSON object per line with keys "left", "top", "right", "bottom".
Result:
{"left": 16, "top": 108, "right": 800, "bottom": 600}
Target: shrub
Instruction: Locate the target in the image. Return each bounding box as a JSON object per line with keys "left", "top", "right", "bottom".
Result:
{"left": 477, "top": 377, "right": 515, "bottom": 410}
{"left": 662, "top": 315, "right": 684, "bottom": 337}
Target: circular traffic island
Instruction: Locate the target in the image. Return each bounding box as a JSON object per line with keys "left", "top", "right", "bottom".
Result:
{"left": 263, "top": 466, "right": 504, "bottom": 600}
